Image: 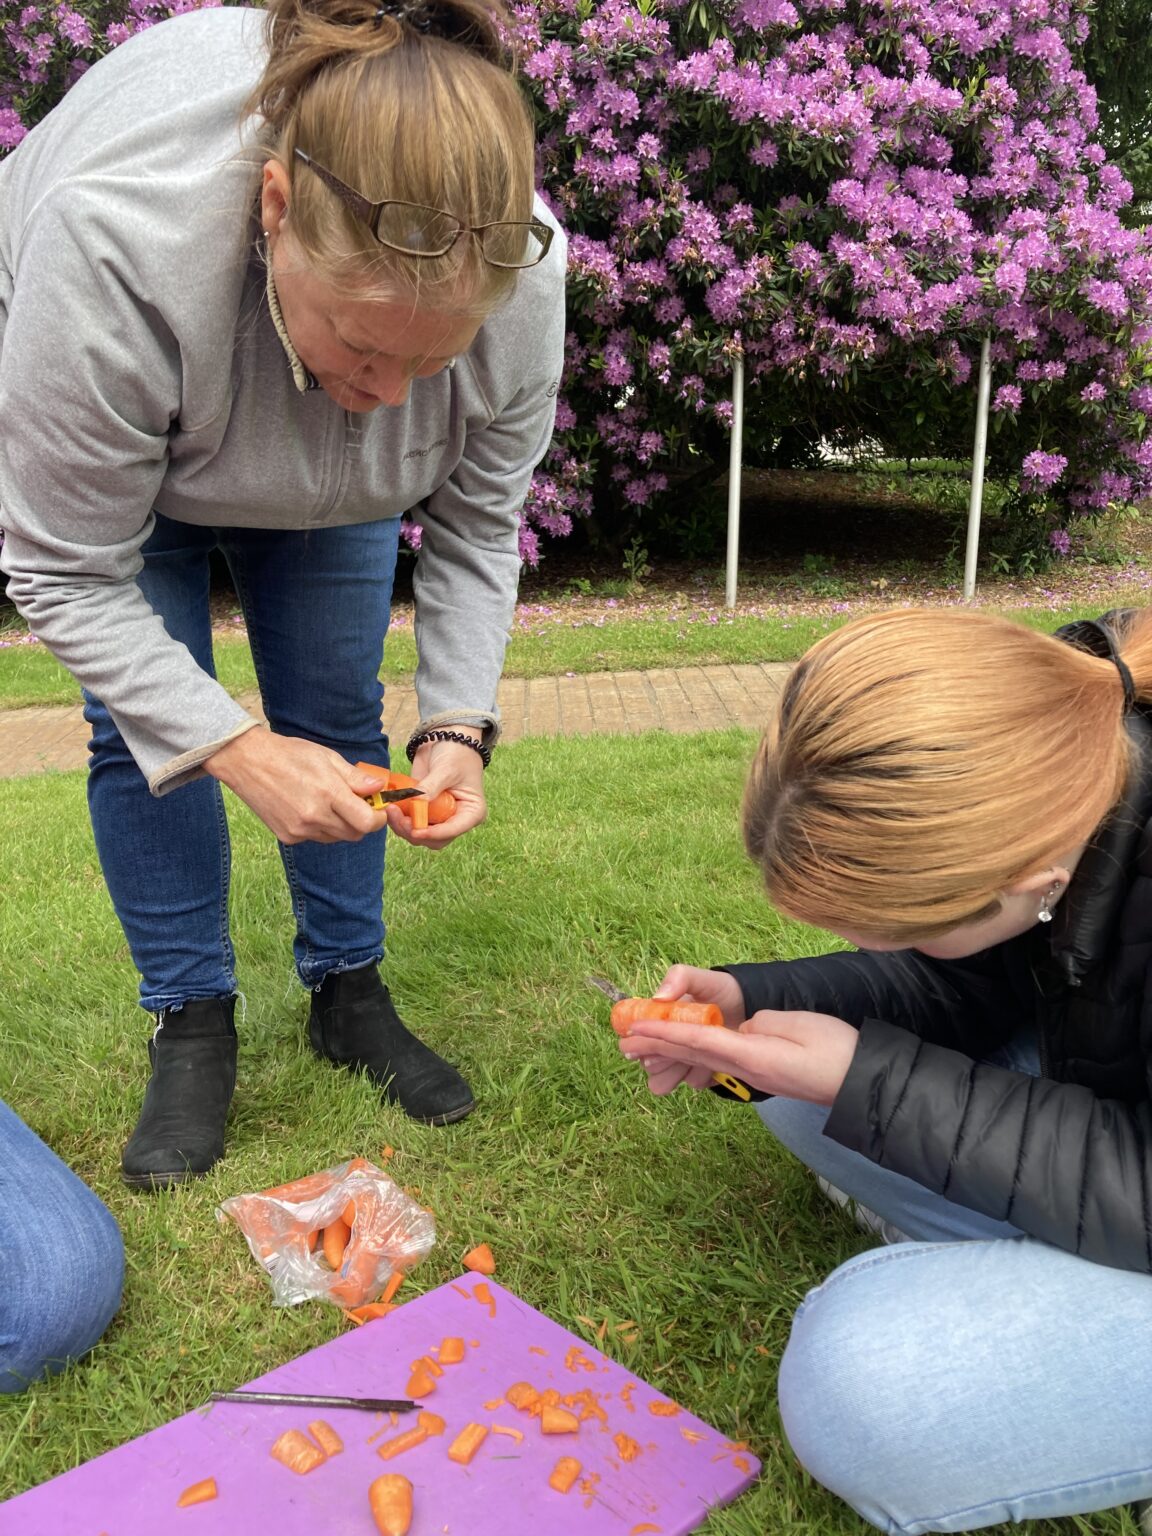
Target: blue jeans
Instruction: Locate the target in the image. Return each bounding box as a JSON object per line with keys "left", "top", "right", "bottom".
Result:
{"left": 0, "top": 1099, "right": 124, "bottom": 1392}
{"left": 760, "top": 1033, "right": 1152, "bottom": 1532}
{"left": 83, "top": 514, "right": 401, "bottom": 1010}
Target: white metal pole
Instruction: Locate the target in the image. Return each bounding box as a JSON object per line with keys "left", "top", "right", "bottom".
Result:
{"left": 963, "top": 335, "right": 993, "bottom": 601}
{"left": 725, "top": 352, "right": 746, "bottom": 609}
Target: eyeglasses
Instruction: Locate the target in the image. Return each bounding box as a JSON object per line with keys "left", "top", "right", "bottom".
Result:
{"left": 293, "top": 149, "right": 554, "bottom": 270}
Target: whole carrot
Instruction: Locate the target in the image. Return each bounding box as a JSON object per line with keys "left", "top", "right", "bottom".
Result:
{"left": 369, "top": 1472, "right": 414, "bottom": 1536}
{"left": 609, "top": 998, "right": 724, "bottom": 1036}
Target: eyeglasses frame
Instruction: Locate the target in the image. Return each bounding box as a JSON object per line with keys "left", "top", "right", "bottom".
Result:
{"left": 292, "top": 149, "right": 554, "bottom": 270}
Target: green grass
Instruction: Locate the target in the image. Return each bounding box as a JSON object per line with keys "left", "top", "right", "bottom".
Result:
{"left": 0, "top": 600, "right": 1126, "bottom": 709}
{"left": 0, "top": 734, "right": 1138, "bottom": 1534}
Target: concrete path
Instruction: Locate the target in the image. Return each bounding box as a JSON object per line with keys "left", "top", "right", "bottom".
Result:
{"left": 0, "top": 662, "right": 792, "bottom": 778}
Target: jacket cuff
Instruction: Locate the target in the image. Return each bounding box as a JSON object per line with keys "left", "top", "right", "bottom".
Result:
{"left": 147, "top": 718, "right": 264, "bottom": 797}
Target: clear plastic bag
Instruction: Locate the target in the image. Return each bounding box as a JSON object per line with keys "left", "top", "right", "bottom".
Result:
{"left": 217, "top": 1156, "right": 435, "bottom": 1309}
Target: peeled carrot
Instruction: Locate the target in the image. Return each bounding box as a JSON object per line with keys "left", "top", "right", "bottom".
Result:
{"left": 271, "top": 1428, "right": 327, "bottom": 1475}
{"left": 342, "top": 1200, "right": 358, "bottom": 1227}
{"left": 438, "top": 1336, "right": 466, "bottom": 1365}
{"left": 406, "top": 1364, "right": 437, "bottom": 1398}
{"left": 541, "top": 1405, "right": 581, "bottom": 1435}
{"left": 308, "top": 1420, "right": 344, "bottom": 1458}
{"left": 355, "top": 764, "right": 456, "bottom": 825}
{"left": 346, "top": 1301, "right": 395, "bottom": 1325}
{"left": 377, "top": 1426, "right": 429, "bottom": 1461}
{"left": 462, "top": 1242, "right": 496, "bottom": 1275}
{"left": 306, "top": 1228, "right": 321, "bottom": 1253}
{"left": 549, "top": 1457, "right": 582, "bottom": 1494}
{"left": 322, "top": 1216, "right": 351, "bottom": 1271}
{"left": 609, "top": 997, "right": 724, "bottom": 1036}
{"left": 447, "top": 1422, "right": 489, "bottom": 1465}
{"left": 369, "top": 1472, "right": 414, "bottom": 1536}
{"left": 177, "top": 1477, "right": 218, "bottom": 1507}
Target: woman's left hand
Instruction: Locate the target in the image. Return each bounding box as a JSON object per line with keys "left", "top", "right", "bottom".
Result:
{"left": 383, "top": 738, "right": 486, "bottom": 848}
{"left": 618, "top": 1007, "right": 860, "bottom": 1106}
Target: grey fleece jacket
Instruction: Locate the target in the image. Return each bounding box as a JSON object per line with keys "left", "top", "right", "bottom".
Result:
{"left": 0, "top": 6, "right": 566, "bottom": 793}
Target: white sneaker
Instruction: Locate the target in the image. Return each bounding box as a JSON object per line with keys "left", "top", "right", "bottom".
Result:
{"left": 816, "top": 1176, "right": 911, "bottom": 1245}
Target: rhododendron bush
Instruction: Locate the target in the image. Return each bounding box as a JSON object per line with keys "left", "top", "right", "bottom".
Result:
{"left": 3, "top": 0, "right": 1151, "bottom": 565}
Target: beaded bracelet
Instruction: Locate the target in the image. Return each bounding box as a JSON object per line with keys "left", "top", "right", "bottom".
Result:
{"left": 406, "top": 727, "right": 492, "bottom": 769}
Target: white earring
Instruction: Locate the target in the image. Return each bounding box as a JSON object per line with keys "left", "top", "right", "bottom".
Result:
{"left": 262, "top": 229, "right": 270, "bottom": 238}
{"left": 1037, "top": 882, "right": 1062, "bottom": 924}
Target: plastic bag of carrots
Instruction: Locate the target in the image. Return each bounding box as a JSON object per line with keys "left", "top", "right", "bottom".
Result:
{"left": 217, "top": 1157, "right": 435, "bottom": 1309}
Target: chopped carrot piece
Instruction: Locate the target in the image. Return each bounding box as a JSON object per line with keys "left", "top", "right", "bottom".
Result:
{"left": 381, "top": 1145, "right": 395, "bottom": 1160}
{"left": 732, "top": 1454, "right": 752, "bottom": 1473}
{"left": 308, "top": 1420, "right": 344, "bottom": 1458}
{"left": 377, "top": 1426, "right": 430, "bottom": 1461}
{"left": 416, "top": 1410, "right": 446, "bottom": 1436}
{"left": 380, "top": 1271, "right": 405, "bottom": 1306}
{"left": 630, "top": 1526, "right": 663, "bottom": 1534}
{"left": 483, "top": 1397, "right": 505, "bottom": 1410}
{"left": 346, "top": 1301, "right": 395, "bottom": 1326}
{"left": 492, "top": 1425, "right": 524, "bottom": 1443}
{"left": 369, "top": 1472, "right": 414, "bottom": 1536}
{"left": 541, "top": 1405, "right": 581, "bottom": 1435}
{"left": 438, "top": 1336, "right": 466, "bottom": 1365}
{"left": 613, "top": 1431, "right": 641, "bottom": 1461}
{"left": 536, "top": 1388, "right": 561, "bottom": 1413}
{"left": 462, "top": 1243, "right": 496, "bottom": 1275}
{"left": 680, "top": 1428, "right": 706, "bottom": 1444}
{"left": 322, "top": 1217, "right": 351, "bottom": 1272}
{"left": 450, "top": 1284, "right": 471, "bottom": 1299}
{"left": 271, "top": 1428, "right": 327, "bottom": 1475}
{"left": 177, "top": 1477, "right": 217, "bottom": 1507}
{"left": 529, "top": 1344, "right": 548, "bottom": 1356}
{"left": 406, "top": 1365, "right": 437, "bottom": 1398}
{"left": 505, "top": 1382, "right": 539, "bottom": 1412}
{"left": 647, "top": 1400, "right": 681, "bottom": 1417}
{"left": 447, "top": 1422, "right": 489, "bottom": 1465}
{"left": 472, "top": 1281, "right": 496, "bottom": 1317}
{"left": 414, "top": 1353, "right": 444, "bottom": 1378}
{"left": 548, "top": 1457, "right": 582, "bottom": 1494}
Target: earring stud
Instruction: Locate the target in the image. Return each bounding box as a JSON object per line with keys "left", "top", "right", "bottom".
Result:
{"left": 1037, "top": 882, "right": 1062, "bottom": 924}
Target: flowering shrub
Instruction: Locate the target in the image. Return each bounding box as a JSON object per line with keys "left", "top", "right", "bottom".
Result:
{"left": 4, "top": 0, "right": 1151, "bottom": 565}
{"left": 511, "top": 0, "right": 1152, "bottom": 562}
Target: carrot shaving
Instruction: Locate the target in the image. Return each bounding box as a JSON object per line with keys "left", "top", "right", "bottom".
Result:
{"left": 176, "top": 1477, "right": 218, "bottom": 1507}
{"left": 630, "top": 1526, "right": 663, "bottom": 1534}
{"left": 472, "top": 1281, "right": 496, "bottom": 1317}
{"left": 377, "top": 1427, "right": 430, "bottom": 1461}
{"left": 529, "top": 1345, "right": 548, "bottom": 1356}
{"left": 647, "top": 1400, "right": 681, "bottom": 1416}
{"left": 450, "top": 1284, "right": 471, "bottom": 1299}
{"left": 732, "top": 1454, "right": 752, "bottom": 1473}
{"left": 680, "top": 1428, "right": 706, "bottom": 1444}
{"left": 613, "top": 1432, "right": 641, "bottom": 1462}
{"left": 492, "top": 1425, "right": 524, "bottom": 1443}
{"left": 483, "top": 1397, "right": 506, "bottom": 1410}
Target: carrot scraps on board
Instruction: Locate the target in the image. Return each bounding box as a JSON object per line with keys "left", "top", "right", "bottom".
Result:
{"left": 346, "top": 1301, "right": 395, "bottom": 1326}
{"left": 437, "top": 1336, "right": 466, "bottom": 1365}
{"left": 732, "top": 1455, "right": 752, "bottom": 1473}
{"left": 541, "top": 1405, "right": 581, "bottom": 1435}
{"left": 613, "top": 1432, "right": 641, "bottom": 1462}
{"left": 405, "top": 1364, "right": 437, "bottom": 1398}
{"left": 447, "top": 1422, "right": 490, "bottom": 1465}
{"left": 369, "top": 1472, "right": 414, "bottom": 1536}
{"left": 271, "top": 1428, "right": 328, "bottom": 1475}
{"left": 413, "top": 1352, "right": 444, "bottom": 1378}
{"left": 529, "top": 1345, "right": 548, "bottom": 1356}
{"left": 417, "top": 1410, "right": 446, "bottom": 1437}
{"left": 308, "top": 1420, "right": 344, "bottom": 1458}
{"left": 579, "top": 1471, "right": 602, "bottom": 1507}
{"left": 462, "top": 1242, "right": 496, "bottom": 1275}
{"left": 647, "top": 1400, "right": 681, "bottom": 1417}
{"left": 548, "top": 1456, "right": 582, "bottom": 1494}
{"left": 472, "top": 1281, "right": 497, "bottom": 1317}
{"left": 492, "top": 1425, "right": 524, "bottom": 1443}
{"left": 505, "top": 1382, "right": 540, "bottom": 1412}
{"left": 680, "top": 1428, "right": 706, "bottom": 1444}
{"left": 563, "top": 1345, "right": 597, "bottom": 1373}
{"left": 618, "top": 1381, "right": 638, "bottom": 1412}
{"left": 564, "top": 1389, "right": 609, "bottom": 1424}
{"left": 535, "top": 1388, "right": 562, "bottom": 1414}
{"left": 176, "top": 1478, "right": 218, "bottom": 1507}
{"left": 377, "top": 1426, "right": 430, "bottom": 1462}
{"left": 321, "top": 1216, "right": 351, "bottom": 1272}
{"left": 483, "top": 1397, "right": 505, "bottom": 1411}
{"left": 630, "top": 1525, "right": 664, "bottom": 1534}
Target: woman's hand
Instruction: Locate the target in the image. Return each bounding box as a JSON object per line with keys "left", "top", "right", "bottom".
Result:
{"left": 204, "top": 728, "right": 394, "bottom": 844}
{"left": 626, "top": 965, "right": 748, "bottom": 1095}
{"left": 384, "top": 736, "right": 486, "bottom": 849}
{"left": 619, "top": 996, "right": 860, "bottom": 1106}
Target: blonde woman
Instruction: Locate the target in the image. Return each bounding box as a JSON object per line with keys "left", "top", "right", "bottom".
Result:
{"left": 0, "top": 0, "right": 565, "bottom": 1184}
{"left": 618, "top": 608, "right": 1152, "bottom": 1532}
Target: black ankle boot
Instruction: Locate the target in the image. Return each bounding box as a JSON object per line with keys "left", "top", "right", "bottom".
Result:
{"left": 121, "top": 997, "right": 238, "bottom": 1190}
{"left": 308, "top": 967, "right": 474, "bottom": 1126}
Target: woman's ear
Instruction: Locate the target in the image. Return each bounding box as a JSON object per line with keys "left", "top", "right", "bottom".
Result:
{"left": 1005, "top": 864, "right": 1072, "bottom": 900}
{"left": 260, "top": 161, "right": 292, "bottom": 241}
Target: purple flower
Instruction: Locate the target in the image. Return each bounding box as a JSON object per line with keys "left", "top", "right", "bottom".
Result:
{"left": 1022, "top": 450, "right": 1068, "bottom": 488}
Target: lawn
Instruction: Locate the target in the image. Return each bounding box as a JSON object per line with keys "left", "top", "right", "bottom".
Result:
{"left": 0, "top": 732, "right": 1137, "bottom": 1535}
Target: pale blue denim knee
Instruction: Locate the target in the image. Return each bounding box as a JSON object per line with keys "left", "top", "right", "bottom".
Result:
{"left": 759, "top": 1030, "right": 1152, "bottom": 1530}
{"left": 83, "top": 513, "right": 402, "bottom": 1009}
{"left": 0, "top": 1099, "right": 124, "bottom": 1392}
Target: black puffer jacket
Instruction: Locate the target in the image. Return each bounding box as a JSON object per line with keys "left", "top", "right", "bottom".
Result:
{"left": 727, "top": 668, "right": 1152, "bottom": 1275}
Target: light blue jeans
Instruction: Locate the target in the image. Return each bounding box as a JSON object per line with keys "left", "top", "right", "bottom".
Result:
{"left": 82, "top": 513, "right": 402, "bottom": 1010}
{"left": 760, "top": 1032, "right": 1152, "bottom": 1533}
{"left": 0, "top": 1099, "right": 124, "bottom": 1392}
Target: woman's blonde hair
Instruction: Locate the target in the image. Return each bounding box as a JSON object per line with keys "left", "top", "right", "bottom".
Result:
{"left": 742, "top": 608, "right": 1152, "bottom": 942}
{"left": 246, "top": 0, "right": 536, "bottom": 312}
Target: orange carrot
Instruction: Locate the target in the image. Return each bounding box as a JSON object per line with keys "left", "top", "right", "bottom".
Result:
{"left": 342, "top": 1200, "right": 358, "bottom": 1227}
{"left": 406, "top": 1365, "right": 437, "bottom": 1398}
{"left": 472, "top": 1281, "right": 496, "bottom": 1317}
{"left": 417, "top": 1410, "right": 446, "bottom": 1436}
{"left": 438, "top": 1336, "right": 466, "bottom": 1365}
{"left": 541, "top": 1405, "right": 581, "bottom": 1435}
{"left": 380, "top": 1270, "right": 405, "bottom": 1306}
{"left": 648, "top": 1400, "right": 681, "bottom": 1416}
{"left": 369, "top": 1472, "right": 414, "bottom": 1536}
{"left": 447, "top": 1422, "right": 489, "bottom": 1465}
{"left": 630, "top": 1526, "right": 663, "bottom": 1534}
{"left": 346, "top": 1301, "right": 395, "bottom": 1326}
{"left": 613, "top": 1431, "right": 641, "bottom": 1461}
{"left": 377, "top": 1426, "right": 429, "bottom": 1461}
{"left": 505, "top": 1381, "right": 540, "bottom": 1412}
{"left": 462, "top": 1243, "right": 496, "bottom": 1275}
{"left": 176, "top": 1477, "right": 218, "bottom": 1507}
{"left": 322, "top": 1216, "right": 351, "bottom": 1272}
{"left": 608, "top": 998, "right": 724, "bottom": 1036}
{"left": 548, "top": 1457, "right": 582, "bottom": 1493}
{"left": 306, "top": 1228, "right": 321, "bottom": 1252}
{"left": 308, "top": 1420, "right": 344, "bottom": 1458}
{"left": 414, "top": 1352, "right": 444, "bottom": 1378}
{"left": 492, "top": 1425, "right": 524, "bottom": 1443}
{"left": 271, "top": 1428, "right": 327, "bottom": 1475}
{"left": 355, "top": 765, "right": 456, "bottom": 826}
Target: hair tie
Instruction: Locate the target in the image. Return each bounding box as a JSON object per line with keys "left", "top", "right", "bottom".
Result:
{"left": 372, "top": 0, "right": 433, "bottom": 30}
{"left": 1055, "top": 615, "right": 1138, "bottom": 711}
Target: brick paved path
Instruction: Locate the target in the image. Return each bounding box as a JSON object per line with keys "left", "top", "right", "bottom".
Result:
{"left": 0, "top": 662, "right": 791, "bottom": 779}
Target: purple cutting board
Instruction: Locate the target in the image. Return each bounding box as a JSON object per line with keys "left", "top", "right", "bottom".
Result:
{"left": 0, "top": 1275, "right": 759, "bottom": 1536}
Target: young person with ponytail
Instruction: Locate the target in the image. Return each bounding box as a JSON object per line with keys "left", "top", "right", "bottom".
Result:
{"left": 0, "top": 0, "right": 565, "bottom": 1184}
{"left": 617, "top": 607, "right": 1152, "bottom": 1532}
